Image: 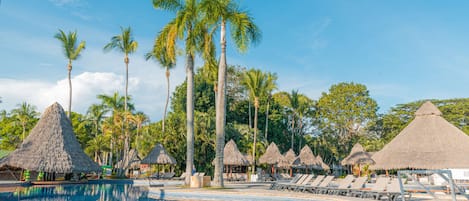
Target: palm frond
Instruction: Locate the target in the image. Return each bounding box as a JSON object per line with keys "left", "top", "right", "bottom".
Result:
{"left": 153, "top": 0, "right": 183, "bottom": 12}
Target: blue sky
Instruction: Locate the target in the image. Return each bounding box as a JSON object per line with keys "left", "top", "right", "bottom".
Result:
{"left": 1, "top": 0, "right": 469, "bottom": 121}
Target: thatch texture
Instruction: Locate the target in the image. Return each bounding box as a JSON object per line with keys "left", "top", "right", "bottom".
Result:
{"left": 316, "top": 155, "right": 330, "bottom": 170}
{"left": 341, "top": 143, "right": 375, "bottom": 166}
{"left": 297, "top": 145, "right": 318, "bottom": 168}
{"left": 371, "top": 101, "right": 469, "bottom": 170}
{"left": 212, "top": 140, "right": 249, "bottom": 166}
{"left": 141, "top": 143, "right": 176, "bottom": 165}
{"left": 278, "top": 149, "right": 299, "bottom": 168}
{"left": 259, "top": 142, "right": 283, "bottom": 165}
{"left": 0, "top": 102, "right": 101, "bottom": 173}
{"left": 244, "top": 153, "right": 254, "bottom": 165}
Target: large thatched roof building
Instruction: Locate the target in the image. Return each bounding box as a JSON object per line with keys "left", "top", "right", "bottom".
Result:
{"left": 0, "top": 102, "right": 101, "bottom": 173}
{"left": 341, "top": 143, "right": 375, "bottom": 166}
{"left": 141, "top": 143, "right": 176, "bottom": 165}
{"left": 372, "top": 101, "right": 469, "bottom": 170}
{"left": 259, "top": 142, "right": 284, "bottom": 165}
{"left": 212, "top": 139, "right": 249, "bottom": 166}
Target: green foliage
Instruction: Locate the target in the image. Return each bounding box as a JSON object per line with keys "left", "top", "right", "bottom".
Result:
{"left": 54, "top": 29, "right": 86, "bottom": 61}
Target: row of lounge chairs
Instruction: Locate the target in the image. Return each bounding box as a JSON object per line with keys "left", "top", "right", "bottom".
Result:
{"left": 271, "top": 174, "right": 412, "bottom": 201}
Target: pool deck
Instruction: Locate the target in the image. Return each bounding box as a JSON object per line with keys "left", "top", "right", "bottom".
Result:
{"left": 147, "top": 182, "right": 469, "bottom": 201}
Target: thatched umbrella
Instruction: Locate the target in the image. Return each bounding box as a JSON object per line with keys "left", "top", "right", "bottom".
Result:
{"left": 212, "top": 139, "right": 249, "bottom": 178}
{"left": 0, "top": 102, "right": 101, "bottom": 179}
{"left": 341, "top": 143, "right": 374, "bottom": 176}
{"left": 259, "top": 142, "right": 284, "bottom": 175}
{"left": 279, "top": 149, "right": 299, "bottom": 176}
{"left": 372, "top": 101, "right": 469, "bottom": 170}
{"left": 141, "top": 143, "right": 176, "bottom": 178}
{"left": 316, "top": 155, "right": 330, "bottom": 171}
{"left": 297, "top": 145, "right": 318, "bottom": 172}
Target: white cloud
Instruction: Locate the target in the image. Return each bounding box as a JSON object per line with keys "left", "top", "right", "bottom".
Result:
{"left": 0, "top": 69, "right": 184, "bottom": 121}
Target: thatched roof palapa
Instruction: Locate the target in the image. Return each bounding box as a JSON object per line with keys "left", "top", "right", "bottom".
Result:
{"left": 141, "top": 143, "right": 176, "bottom": 165}
{"left": 298, "top": 145, "right": 319, "bottom": 169}
{"left": 0, "top": 102, "right": 101, "bottom": 173}
{"left": 259, "top": 142, "right": 284, "bottom": 165}
{"left": 278, "top": 149, "right": 299, "bottom": 168}
{"left": 372, "top": 101, "right": 469, "bottom": 170}
{"left": 341, "top": 143, "right": 375, "bottom": 166}
{"left": 316, "top": 155, "right": 330, "bottom": 170}
{"left": 212, "top": 139, "right": 249, "bottom": 166}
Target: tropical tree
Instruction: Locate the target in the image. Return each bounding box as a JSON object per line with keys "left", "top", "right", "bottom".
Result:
{"left": 152, "top": 0, "right": 214, "bottom": 185}
{"left": 242, "top": 69, "right": 276, "bottom": 174}
{"left": 54, "top": 29, "right": 85, "bottom": 119}
{"left": 127, "top": 112, "right": 149, "bottom": 151}
{"left": 145, "top": 45, "right": 175, "bottom": 135}
{"left": 201, "top": 0, "right": 261, "bottom": 187}
{"left": 11, "top": 102, "right": 39, "bottom": 141}
{"left": 103, "top": 26, "right": 138, "bottom": 114}
{"left": 86, "top": 104, "right": 108, "bottom": 137}
{"left": 317, "top": 82, "right": 378, "bottom": 157}
{"left": 103, "top": 27, "right": 138, "bottom": 164}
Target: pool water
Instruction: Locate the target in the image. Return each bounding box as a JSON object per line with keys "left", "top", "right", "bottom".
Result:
{"left": 0, "top": 182, "right": 161, "bottom": 201}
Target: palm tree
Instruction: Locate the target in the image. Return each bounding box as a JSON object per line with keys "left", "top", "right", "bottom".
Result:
{"left": 145, "top": 46, "right": 175, "bottom": 135}
{"left": 127, "top": 112, "right": 148, "bottom": 151}
{"left": 87, "top": 104, "right": 108, "bottom": 137}
{"left": 11, "top": 102, "right": 38, "bottom": 140}
{"left": 242, "top": 69, "right": 276, "bottom": 174}
{"left": 54, "top": 29, "right": 86, "bottom": 120}
{"left": 103, "top": 26, "right": 138, "bottom": 114}
{"left": 264, "top": 73, "right": 277, "bottom": 140}
{"left": 153, "top": 0, "right": 214, "bottom": 185}
{"left": 201, "top": 0, "right": 261, "bottom": 187}
{"left": 104, "top": 27, "right": 138, "bottom": 164}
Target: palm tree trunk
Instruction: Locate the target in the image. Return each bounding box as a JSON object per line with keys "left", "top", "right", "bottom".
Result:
{"left": 163, "top": 67, "right": 170, "bottom": 134}
{"left": 248, "top": 101, "right": 252, "bottom": 128}
{"left": 214, "top": 19, "right": 227, "bottom": 188}
{"left": 264, "top": 100, "right": 270, "bottom": 140}
{"left": 122, "top": 55, "right": 130, "bottom": 177}
{"left": 67, "top": 60, "right": 72, "bottom": 120}
{"left": 291, "top": 117, "right": 295, "bottom": 151}
{"left": 252, "top": 97, "right": 259, "bottom": 174}
{"left": 185, "top": 53, "right": 195, "bottom": 186}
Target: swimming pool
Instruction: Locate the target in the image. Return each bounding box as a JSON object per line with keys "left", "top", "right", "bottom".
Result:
{"left": 0, "top": 181, "right": 162, "bottom": 201}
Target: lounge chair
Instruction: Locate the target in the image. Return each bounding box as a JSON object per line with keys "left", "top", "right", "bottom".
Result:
{"left": 380, "top": 179, "right": 412, "bottom": 201}
{"left": 344, "top": 176, "right": 368, "bottom": 197}
{"left": 282, "top": 174, "right": 310, "bottom": 191}
{"left": 360, "top": 177, "right": 390, "bottom": 199}
{"left": 320, "top": 175, "right": 354, "bottom": 195}
{"left": 270, "top": 174, "right": 298, "bottom": 189}
{"left": 173, "top": 172, "right": 186, "bottom": 180}
{"left": 287, "top": 174, "right": 314, "bottom": 191}
{"left": 297, "top": 175, "right": 325, "bottom": 192}
{"left": 273, "top": 174, "right": 305, "bottom": 190}
{"left": 161, "top": 172, "right": 175, "bottom": 180}
{"left": 305, "top": 175, "right": 335, "bottom": 193}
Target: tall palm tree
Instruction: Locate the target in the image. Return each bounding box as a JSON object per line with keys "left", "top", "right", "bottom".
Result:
{"left": 263, "top": 73, "right": 277, "bottom": 140}
{"left": 201, "top": 0, "right": 261, "bottom": 187}
{"left": 11, "top": 102, "right": 38, "bottom": 140}
{"left": 153, "top": 0, "right": 214, "bottom": 185}
{"left": 145, "top": 46, "right": 175, "bottom": 135}
{"left": 54, "top": 29, "right": 85, "bottom": 120}
{"left": 103, "top": 26, "right": 138, "bottom": 114}
{"left": 104, "top": 27, "right": 138, "bottom": 164}
{"left": 242, "top": 69, "right": 275, "bottom": 174}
